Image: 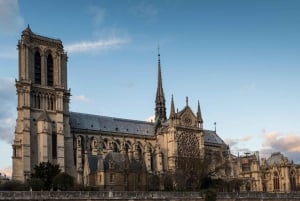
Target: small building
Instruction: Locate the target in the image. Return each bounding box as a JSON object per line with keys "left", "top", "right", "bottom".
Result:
{"left": 236, "top": 152, "right": 300, "bottom": 192}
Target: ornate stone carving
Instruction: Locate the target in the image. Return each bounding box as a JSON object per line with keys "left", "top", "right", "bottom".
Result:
{"left": 176, "top": 131, "right": 200, "bottom": 157}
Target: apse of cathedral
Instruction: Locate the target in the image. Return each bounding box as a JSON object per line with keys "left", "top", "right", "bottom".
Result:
{"left": 12, "top": 26, "right": 300, "bottom": 192}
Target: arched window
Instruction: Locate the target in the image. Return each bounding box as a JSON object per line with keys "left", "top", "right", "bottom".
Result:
{"left": 47, "top": 54, "right": 54, "bottom": 86}
{"left": 125, "top": 144, "right": 129, "bottom": 153}
{"left": 137, "top": 145, "right": 142, "bottom": 159}
{"left": 99, "top": 142, "right": 106, "bottom": 151}
{"left": 36, "top": 93, "right": 41, "bottom": 109}
{"left": 112, "top": 142, "right": 118, "bottom": 152}
{"left": 34, "top": 52, "right": 41, "bottom": 84}
{"left": 47, "top": 95, "right": 55, "bottom": 111}
{"left": 52, "top": 132, "right": 57, "bottom": 158}
{"left": 273, "top": 172, "right": 280, "bottom": 191}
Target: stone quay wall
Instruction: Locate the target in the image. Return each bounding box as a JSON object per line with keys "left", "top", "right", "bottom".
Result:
{"left": 1, "top": 191, "right": 300, "bottom": 201}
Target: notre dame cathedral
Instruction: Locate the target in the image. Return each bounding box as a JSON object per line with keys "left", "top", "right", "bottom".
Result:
{"left": 12, "top": 26, "right": 300, "bottom": 192}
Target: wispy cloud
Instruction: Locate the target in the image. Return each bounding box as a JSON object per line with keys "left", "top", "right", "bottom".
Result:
{"left": 0, "top": 77, "right": 16, "bottom": 144}
{"left": 130, "top": 1, "right": 159, "bottom": 22}
{"left": 228, "top": 131, "right": 300, "bottom": 163}
{"left": 239, "top": 82, "right": 256, "bottom": 95}
{"left": 262, "top": 131, "right": 300, "bottom": 153}
{"left": 0, "top": 0, "right": 24, "bottom": 35}
{"left": 88, "top": 5, "right": 106, "bottom": 26}
{"left": 72, "top": 95, "right": 92, "bottom": 103}
{"left": 225, "top": 135, "right": 253, "bottom": 147}
{"left": 0, "top": 47, "right": 17, "bottom": 59}
{"left": 0, "top": 166, "right": 12, "bottom": 178}
{"left": 65, "top": 37, "right": 129, "bottom": 54}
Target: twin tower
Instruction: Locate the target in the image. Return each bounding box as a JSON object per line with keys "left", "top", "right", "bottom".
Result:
{"left": 12, "top": 26, "right": 73, "bottom": 181}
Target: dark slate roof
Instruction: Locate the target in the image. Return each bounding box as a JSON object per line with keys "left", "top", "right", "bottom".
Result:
{"left": 70, "top": 112, "right": 155, "bottom": 136}
{"left": 266, "top": 152, "right": 289, "bottom": 166}
{"left": 88, "top": 155, "right": 102, "bottom": 173}
{"left": 103, "top": 152, "right": 145, "bottom": 172}
{"left": 69, "top": 112, "right": 227, "bottom": 146}
{"left": 203, "top": 130, "right": 226, "bottom": 146}
{"left": 103, "top": 152, "right": 127, "bottom": 171}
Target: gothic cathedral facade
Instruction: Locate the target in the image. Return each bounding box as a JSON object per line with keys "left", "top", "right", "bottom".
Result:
{"left": 13, "top": 27, "right": 300, "bottom": 192}
{"left": 12, "top": 27, "right": 232, "bottom": 190}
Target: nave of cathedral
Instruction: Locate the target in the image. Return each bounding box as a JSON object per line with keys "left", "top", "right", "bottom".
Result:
{"left": 12, "top": 26, "right": 300, "bottom": 192}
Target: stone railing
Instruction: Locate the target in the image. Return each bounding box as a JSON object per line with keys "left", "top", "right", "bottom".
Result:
{"left": 217, "top": 192, "right": 300, "bottom": 200}
{"left": 0, "top": 191, "right": 203, "bottom": 200}
{"left": 1, "top": 191, "right": 300, "bottom": 201}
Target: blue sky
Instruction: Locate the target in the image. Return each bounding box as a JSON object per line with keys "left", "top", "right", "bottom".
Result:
{"left": 0, "top": 0, "right": 300, "bottom": 176}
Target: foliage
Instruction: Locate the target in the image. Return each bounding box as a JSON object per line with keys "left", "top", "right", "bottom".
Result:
{"left": 160, "top": 149, "right": 233, "bottom": 191}
{"left": 163, "top": 175, "right": 173, "bottom": 191}
{"left": 148, "top": 175, "right": 160, "bottom": 191}
{"left": 27, "top": 178, "right": 44, "bottom": 191}
{"left": 52, "top": 172, "right": 74, "bottom": 191}
{"left": 201, "top": 189, "right": 217, "bottom": 201}
{"left": 31, "top": 161, "right": 61, "bottom": 190}
{"left": 0, "top": 180, "right": 26, "bottom": 191}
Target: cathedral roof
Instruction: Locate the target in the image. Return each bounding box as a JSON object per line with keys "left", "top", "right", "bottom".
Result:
{"left": 203, "top": 130, "right": 226, "bottom": 146}
{"left": 266, "top": 152, "right": 290, "bottom": 166}
{"left": 69, "top": 112, "right": 155, "bottom": 136}
{"left": 88, "top": 155, "right": 103, "bottom": 173}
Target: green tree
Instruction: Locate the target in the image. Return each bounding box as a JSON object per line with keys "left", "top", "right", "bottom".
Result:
{"left": 31, "top": 162, "right": 61, "bottom": 190}
{"left": 27, "top": 178, "right": 44, "bottom": 191}
{"left": 52, "top": 172, "right": 74, "bottom": 191}
{"left": 0, "top": 180, "right": 26, "bottom": 191}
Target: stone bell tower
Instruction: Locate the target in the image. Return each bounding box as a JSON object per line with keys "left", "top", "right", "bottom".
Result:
{"left": 12, "top": 26, "right": 73, "bottom": 182}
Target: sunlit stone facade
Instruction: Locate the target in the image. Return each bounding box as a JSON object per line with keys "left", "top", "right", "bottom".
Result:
{"left": 234, "top": 152, "right": 300, "bottom": 192}
{"left": 13, "top": 27, "right": 299, "bottom": 192}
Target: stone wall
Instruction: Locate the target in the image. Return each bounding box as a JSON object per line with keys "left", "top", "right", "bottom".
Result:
{"left": 0, "top": 191, "right": 300, "bottom": 201}
{"left": 217, "top": 192, "right": 300, "bottom": 201}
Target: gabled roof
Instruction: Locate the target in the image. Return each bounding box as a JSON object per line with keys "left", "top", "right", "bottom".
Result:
{"left": 70, "top": 112, "right": 155, "bottom": 136}
{"left": 203, "top": 130, "right": 227, "bottom": 146}
{"left": 69, "top": 112, "right": 227, "bottom": 146}
{"left": 88, "top": 155, "right": 103, "bottom": 173}
{"left": 266, "top": 152, "right": 290, "bottom": 166}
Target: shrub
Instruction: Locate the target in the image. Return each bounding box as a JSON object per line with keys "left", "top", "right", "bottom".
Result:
{"left": 27, "top": 178, "right": 44, "bottom": 191}
{"left": 0, "top": 180, "right": 26, "bottom": 191}
{"left": 52, "top": 172, "right": 74, "bottom": 191}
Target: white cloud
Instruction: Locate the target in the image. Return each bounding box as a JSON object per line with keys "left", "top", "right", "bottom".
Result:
{"left": 146, "top": 115, "right": 155, "bottom": 123}
{"left": 0, "top": 0, "right": 24, "bottom": 35}
{"left": 0, "top": 77, "right": 16, "bottom": 144}
{"left": 225, "top": 135, "right": 253, "bottom": 147}
{"left": 0, "top": 166, "right": 12, "bottom": 178}
{"left": 65, "top": 37, "right": 129, "bottom": 53}
{"left": 262, "top": 131, "right": 300, "bottom": 153}
{"left": 72, "top": 95, "right": 92, "bottom": 103}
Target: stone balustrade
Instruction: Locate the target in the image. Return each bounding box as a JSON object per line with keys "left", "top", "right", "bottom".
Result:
{"left": 0, "top": 191, "right": 300, "bottom": 201}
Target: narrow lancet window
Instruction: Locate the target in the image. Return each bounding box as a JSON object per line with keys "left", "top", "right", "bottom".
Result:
{"left": 52, "top": 133, "right": 57, "bottom": 158}
{"left": 34, "top": 52, "right": 41, "bottom": 84}
{"left": 47, "top": 54, "right": 54, "bottom": 86}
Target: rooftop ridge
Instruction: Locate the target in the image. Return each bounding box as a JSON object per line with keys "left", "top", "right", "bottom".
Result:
{"left": 22, "top": 27, "right": 62, "bottom": 45}
{"left": 70, "top": 111, "right": 154, "bottom": 125}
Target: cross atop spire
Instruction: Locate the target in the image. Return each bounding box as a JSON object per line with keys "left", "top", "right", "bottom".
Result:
{"left": 158, "top": 45, "right": 160, "bottom": 56}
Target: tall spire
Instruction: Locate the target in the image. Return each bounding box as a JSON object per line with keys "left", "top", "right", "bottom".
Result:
{"left": 169, "top": 95, "right": 175, "bottom": 119}
{"left": 197, "top": 100, "right": 203, "bottom": 126}
{"left": 155, "top": 49, "right": 166, "bottom": 122}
